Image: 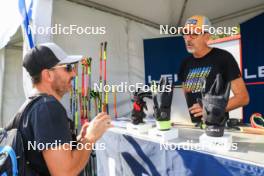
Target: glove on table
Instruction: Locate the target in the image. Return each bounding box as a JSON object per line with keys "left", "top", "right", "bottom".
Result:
{"left": 131, "top": 89, "right": 152, "bottom": 125}
{"left": 153, "top": 77, "right": 173, "bottom": 130}
{"left": 198, "top": 74, "right": 231, "bottom": 137}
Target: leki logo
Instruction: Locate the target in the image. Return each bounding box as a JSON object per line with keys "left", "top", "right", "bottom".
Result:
{"left": 148, "top": 74, "right": 178, "bottom": 84}
{"left": 244, "top": 66, "right": 264, "bottom": 79}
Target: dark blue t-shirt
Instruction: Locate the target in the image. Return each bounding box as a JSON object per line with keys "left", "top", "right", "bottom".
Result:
{"left": 19, "top": 95, "right": 73, "bottom": 175}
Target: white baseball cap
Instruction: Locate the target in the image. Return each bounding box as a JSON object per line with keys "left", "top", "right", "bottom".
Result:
{"left": 23, "top": 42, "right": 83, "bottom": 76}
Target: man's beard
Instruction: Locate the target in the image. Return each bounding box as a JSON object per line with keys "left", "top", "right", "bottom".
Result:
{"left": 51, "top": 75, "right": 73, "bottom": 97}
{"left": 186, "top": 48, "right": 195, "bottom": 53}
{"left": 185, "top": 41, "right": 195, "bottom": 53}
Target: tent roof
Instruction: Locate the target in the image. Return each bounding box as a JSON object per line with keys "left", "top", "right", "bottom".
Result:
{"left": 6, "top": 0, "right": 264, "bottom": 49}
{"left": 68, "top": 0, "right": 264, "bottom": 28}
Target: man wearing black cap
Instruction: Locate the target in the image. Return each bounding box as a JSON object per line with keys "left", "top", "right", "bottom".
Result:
{"left": 178, "top": 15, "right": 249, "bottom": 124}
{"left": 20, "top": 43, "right": 112, "bottom": 175}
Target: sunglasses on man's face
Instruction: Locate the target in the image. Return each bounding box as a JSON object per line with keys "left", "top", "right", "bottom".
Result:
{"left": 183, "top": 34, "right": 199, "bottom": 39}
{"left": 51, "top": 64, "right": 76, "bottom": 72}
{"left": 182, "top": 31, "right": 209, "bottom": 40}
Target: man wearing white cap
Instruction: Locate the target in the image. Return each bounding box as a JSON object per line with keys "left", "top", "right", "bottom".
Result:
{"left": 178, "top": 15, "right": 249, "bottom": 123}
{"left": 18, "top": 43, "right": 112, "bottom": 175}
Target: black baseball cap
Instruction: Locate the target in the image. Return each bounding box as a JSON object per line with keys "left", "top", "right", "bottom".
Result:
{"left": 23, "top": 42, "right": 83, "bottom": 76}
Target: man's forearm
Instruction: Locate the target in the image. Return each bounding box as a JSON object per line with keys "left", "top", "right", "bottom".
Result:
{"left": 226, "top": 77, "right": 249, "bottom": 112}
{"left": 226, "top": 95, "right": 249, "bottom": 112}
{"left": 70, "top": 138, "right": 94, "bottom": 175}
{"left": 44, "top": 113, "right": 111, "bottom": 175}
{"left": 43, "top": 140, "right": 94, "bottom": 176}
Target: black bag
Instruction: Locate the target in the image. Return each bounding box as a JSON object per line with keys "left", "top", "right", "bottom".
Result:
{"left": 0, "top": 94, "right": 45, "bottom": 176}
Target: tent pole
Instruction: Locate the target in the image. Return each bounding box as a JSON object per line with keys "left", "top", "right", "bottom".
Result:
{"left": 0, "top": 48, "right": 5, "bottom": 126}
{"left": 212, "top": 3, "right": 264, "bottom": 24}
{"left": 177, "top": 0, "right": 188, "bottom": 26}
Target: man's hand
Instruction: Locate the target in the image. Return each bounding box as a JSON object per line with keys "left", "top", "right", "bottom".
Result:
{"left": 85, "top": 112, "right": 113, "bottom": 143}
{"left": 77, "top": 123, "right": 89, "bottom": 141}
{"left": 189, "top": 103, "right": 203, "bottom": 118}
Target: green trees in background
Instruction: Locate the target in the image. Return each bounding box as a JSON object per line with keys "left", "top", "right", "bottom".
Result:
{"left": 210, "top": 25, "right": 240, "bottom": 40}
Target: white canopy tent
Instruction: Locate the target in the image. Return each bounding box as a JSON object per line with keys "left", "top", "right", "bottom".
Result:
{"left": 66, "top": 0, "right": 264, "bottom": 28}
{"left": 0, "top": 0, "right": 263, "bottom": 126}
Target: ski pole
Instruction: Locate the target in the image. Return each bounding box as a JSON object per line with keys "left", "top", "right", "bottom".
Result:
{"left": 113, "top": 87, "right": 117, "bottom": 118}
{"left": 88, "top": 57, "right": 92, "bottom": 120}
{"left": 99, "top": 43, "right": 103, "bottom": 112}
{"left": 103, "top": 41, "right": 109, "bottom": 114}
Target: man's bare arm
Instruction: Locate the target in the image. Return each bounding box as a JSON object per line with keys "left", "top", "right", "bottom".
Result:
{"left": 43, "top": 139, "right": 93, "bottom": 176}
{"left": 226, "top": 77, "right": 249, "bottom": 112}
{"left": 42, "top": 113, "right": 112, "bottom": 176}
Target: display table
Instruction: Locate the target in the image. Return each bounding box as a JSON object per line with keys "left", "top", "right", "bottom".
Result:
{"left": 96, "top": 125, "right": 264, "bottom": 176}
